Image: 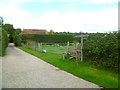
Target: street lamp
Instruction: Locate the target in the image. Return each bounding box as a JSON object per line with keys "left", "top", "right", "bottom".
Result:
{"left": 75, "top": 35, "right": 89, "bottom": 62}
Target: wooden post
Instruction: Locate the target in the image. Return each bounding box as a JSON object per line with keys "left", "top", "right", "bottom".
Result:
{"left": 75, "top": 35, "right": 89, "bottom": 62}
{"left": 76, "top": 43, "right": 81, "bottom": 60}
{"left": 67, "top": 41, "right": 69, "bottom": 46}
{"left": 81, "top": 36, "right": 83, "bottom": 62}
{"left": 38, "top": 43, "right": 42, "bottom": 51}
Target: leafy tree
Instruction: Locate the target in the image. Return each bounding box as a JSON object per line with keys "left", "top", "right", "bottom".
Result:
{"left": 13, "top": 28, "right": 22, "bottom": 46}
{"left": 14, "top": 28, "right": 22, "bottom": 34}
{"left": 3, "top": 24, "right": 14, "bottom": 42}
{"left": 48, "top": 30, "right": 55, "bottom": 35}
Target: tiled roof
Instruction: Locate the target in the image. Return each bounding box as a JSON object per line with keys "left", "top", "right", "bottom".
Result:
{"left": 21, "top": 29, "right": 48, "bottom": 34}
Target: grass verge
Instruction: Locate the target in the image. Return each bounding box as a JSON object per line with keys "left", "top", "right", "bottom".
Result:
{"left": 18, "top": 47, "right": 119, "bottom": 88}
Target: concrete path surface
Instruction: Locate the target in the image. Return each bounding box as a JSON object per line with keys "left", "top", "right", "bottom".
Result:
{"left": 2, "top": 46, "right": 100, "bottom": 88}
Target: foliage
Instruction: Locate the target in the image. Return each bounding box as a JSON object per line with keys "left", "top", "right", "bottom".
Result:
{"left": 0, "top": 28, "right": 9, "bottom": 56}
{"left": 13, "top": 34, "right": 21, "bottom": 46}
{"left": 13, "top": 29, "right": 22, "bottom": 46}
{"left": 14, "top": 28, "right": 22, "bottom": 34}
{"left": 48, "top": 30, "right": 55, "bottom": 35}
{"left": 55, "top": 31, "right": 85, "bottom": 35}
{"left": 18, "top": 47, "right": 119, "bottom": 88}
{"left": 2, "top": 24, "right": 22, "bottom": 46}
{"left": 21, "top": 34, "right": 74, "bottom": 43}
{"left": 83, "top": 32, "right": 118, "bottom": 72}
{"left": 21, "top": 32, "right": 119, "bottom": 72}
{"left": 3, "top": 24, "right": 14, "bottom": 43}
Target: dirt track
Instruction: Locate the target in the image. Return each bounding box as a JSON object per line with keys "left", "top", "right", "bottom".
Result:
{"left": 2, "top": 46, "right": 100, "bottom": 88}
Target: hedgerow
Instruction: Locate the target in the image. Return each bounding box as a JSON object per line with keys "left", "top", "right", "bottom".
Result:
{"left": 0, "top": 28, "right": 9, "bottom": 56}
{"left": 21, "top": 34, "right": 74, "bottom": 43}
{"left": 83, "top": 32, "right": 118, "bottom": 72}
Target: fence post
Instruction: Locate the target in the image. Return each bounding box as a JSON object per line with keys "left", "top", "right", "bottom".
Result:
{"left": 67, "top": 41, "right": 69, "bottom": 46}
{"left": 38, "top": 43, "right": 42, "bottom": 51}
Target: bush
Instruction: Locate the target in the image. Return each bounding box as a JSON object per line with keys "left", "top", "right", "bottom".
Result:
{"left": 83, "top": 32, "right": 118, "bottom": 72}
{"left": 13, "top": 34, "right": 21, "bottom": 46}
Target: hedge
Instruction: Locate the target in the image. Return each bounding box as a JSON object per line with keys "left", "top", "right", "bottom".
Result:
{"left": 0, "top": 28, "right": 9, "bottom": 56}
{"left": 21, "top": 34, "right": 74, "bottom": 43}
{"left": 83, "top": 32, "right": 118, "bottom": 72}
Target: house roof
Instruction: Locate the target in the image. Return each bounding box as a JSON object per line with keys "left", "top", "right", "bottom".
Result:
{"left": 21, "top": 29, "right": 48, "bottom": 34}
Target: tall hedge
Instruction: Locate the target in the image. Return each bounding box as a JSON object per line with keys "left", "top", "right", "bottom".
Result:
{"left": 83, "top": 32, "right": 118, "bottom": 71}
{"left": 0, "top": 28, "right": 9, "bottom": 56}
{"left": 21, "top": 34, "right": 74, "bottom": 43}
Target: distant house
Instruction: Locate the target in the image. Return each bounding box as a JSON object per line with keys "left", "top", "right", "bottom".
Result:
{"left": 21, "top": 29, "right": 48, "bottom": 34}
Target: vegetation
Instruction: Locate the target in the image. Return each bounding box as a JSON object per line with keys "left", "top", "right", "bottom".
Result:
{"left": 0, "top": 17, "right": 9, "bottom": 56}
{"left": 13, "top": 28, "right": 22, "bottom": 46}
{"left": 21, "top": 32, "right": 118, "bottom": 72}
{"left": 3, "top": 24, "right": 14, "bottom": 43}
{"left": 21, "top": 34, "right": 74, "bottom": 43}
{"left": 83, "top": 32, "right": 118, "bottom": 72}
{"left": 48, "top": 30, "right": 55, "bottom": 35}
{"left": 0, "top": 22, "right": 22, "bottom": 56}
{"left": 2, "top": 24, "right": 22, "bottom": 46}
{"left": 18, "top": 47, "right": 119, "bottom": 88}
{"left": 0, "top": 28, "right": 9, "bottom": 56}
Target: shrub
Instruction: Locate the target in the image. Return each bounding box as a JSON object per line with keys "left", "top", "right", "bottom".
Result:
{"left": 13, "top": 34, "right": 21, "bottom": 46}
{"left": 83, "top": 32, "right": 118, "bottom": 72}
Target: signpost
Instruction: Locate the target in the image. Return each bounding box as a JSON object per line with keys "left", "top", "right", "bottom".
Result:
{"left": 75, "top": 35, "right": 89, "bottom": 62}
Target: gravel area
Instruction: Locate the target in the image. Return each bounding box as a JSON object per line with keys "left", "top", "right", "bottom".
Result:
{"left": 2, "top": 45, "right": 100, "bottom": 88}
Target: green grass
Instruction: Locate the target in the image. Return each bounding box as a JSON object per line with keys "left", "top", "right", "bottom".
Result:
{"left": 41, "top": 46, "right": 74, "bottom": 53}
{"left": 18, "top": 46, "right": 119, "bottom": 88}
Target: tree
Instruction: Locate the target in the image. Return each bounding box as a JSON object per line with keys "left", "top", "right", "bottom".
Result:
{"left": 3, "top": 24, "right": 14, "bottom": 42}
{"left": 14, "top": 28, "right": 22, "bottom": 34}
{"left": 13, "top": 28, "right": 22, "bottom": 46}
{"left": 48, "top": 30, "right": 55, "bottom": 35}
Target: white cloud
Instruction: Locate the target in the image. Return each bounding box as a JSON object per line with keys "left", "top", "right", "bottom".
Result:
{"left": 0, "top": 4, "right": 36, "bottom": 28}
{"left": 64, "top": 3, "right": 77, "bottom": 8}
{"left": 35, "top": 0, "right": 81, "bottom": 2}
{"left": 29, "top": 7, "right": 117, "bottom": 33}
{"left": 86, "top": 0, "right": 118, "bottom": 4}
{"left": 0, "top": 0, "right": 117, "bottom": 33}
{"left": 27, "top": 0, "right": 119, "bottom": 3}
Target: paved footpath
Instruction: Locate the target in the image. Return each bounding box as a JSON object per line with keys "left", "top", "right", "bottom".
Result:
{"left": 2, "top": 46, "right": 100, "bottom": 88}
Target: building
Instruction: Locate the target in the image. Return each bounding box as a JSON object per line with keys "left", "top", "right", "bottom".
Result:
{"left": 21, "top": 29, "right": 48, "bottom": 34}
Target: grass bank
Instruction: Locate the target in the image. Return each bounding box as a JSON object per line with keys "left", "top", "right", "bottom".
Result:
{"left": 18, "top": 47, "right": 119, "bottom": 88}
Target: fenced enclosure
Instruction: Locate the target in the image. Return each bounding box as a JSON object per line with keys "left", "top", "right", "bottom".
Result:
{"left": 22, "top": 41, "right": 75, "bottom": 53}
{"left": 22, "top": 40, "right": 83, "bottom": 60}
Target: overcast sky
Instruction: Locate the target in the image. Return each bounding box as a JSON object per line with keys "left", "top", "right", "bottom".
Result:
{"left": 0, "top": 0, "right": 118, "bottom": 33}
